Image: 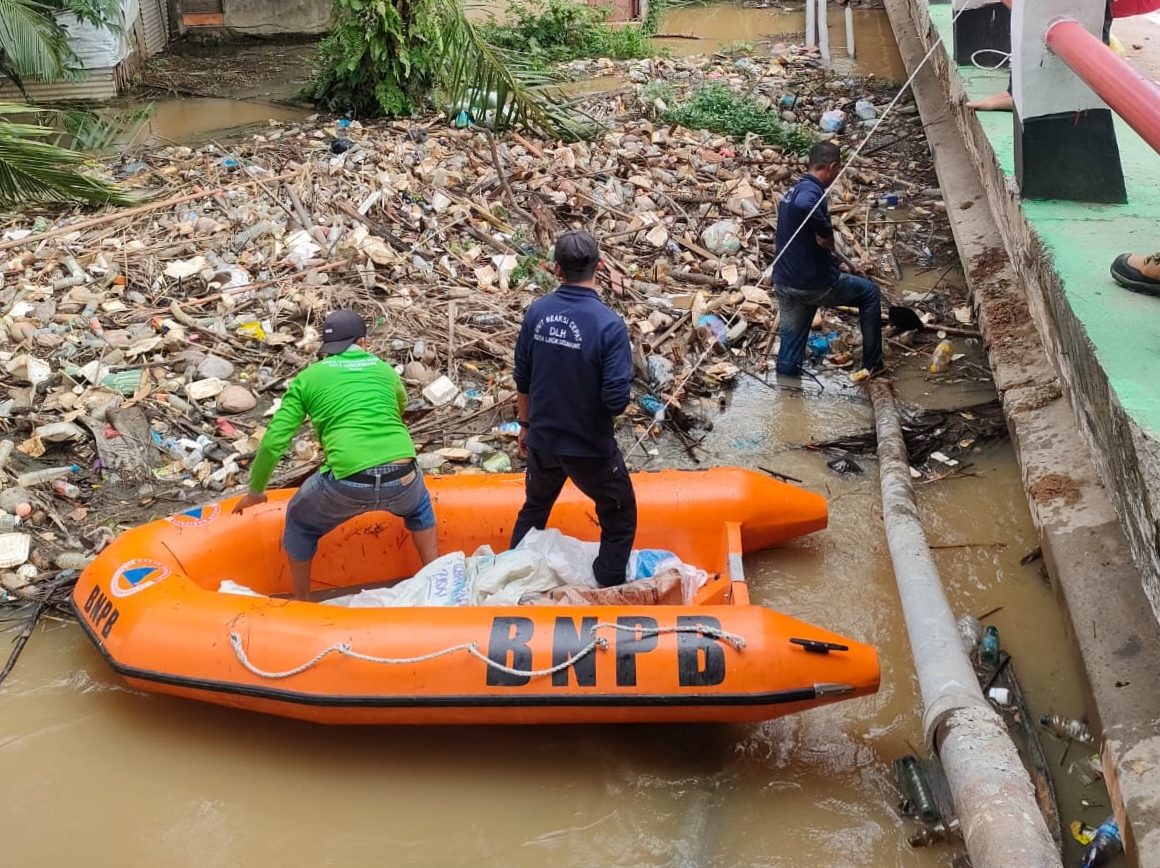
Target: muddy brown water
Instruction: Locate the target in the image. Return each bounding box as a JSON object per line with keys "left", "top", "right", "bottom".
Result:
{"left": 0, "top": 11, "right": 1102, "bottom": 868}
{"left": 0, "top": 346, "right": 1098, "bottom": 867}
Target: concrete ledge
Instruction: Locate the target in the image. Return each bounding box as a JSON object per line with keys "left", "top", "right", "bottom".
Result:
{"left": 884, "top": 1, "right": 1160, "bottom": 864}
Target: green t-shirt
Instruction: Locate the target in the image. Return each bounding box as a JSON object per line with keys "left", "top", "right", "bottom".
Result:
{"left": 248, "top": 346, "right": 415, "bottom": 492}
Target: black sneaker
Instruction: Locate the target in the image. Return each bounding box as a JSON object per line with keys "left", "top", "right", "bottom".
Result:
{"left": 1111, "top": 253, "right": 1160, "bottom": 298}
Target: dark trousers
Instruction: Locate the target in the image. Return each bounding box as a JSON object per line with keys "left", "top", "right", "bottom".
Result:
{"left": 510, "top": 448, "right": 638, "bottom": 587}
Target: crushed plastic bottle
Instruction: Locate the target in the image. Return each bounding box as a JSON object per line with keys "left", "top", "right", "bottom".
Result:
{"left": 16, "top": 465, "right": 77, "bottom": 487}
{"left": 51, "top": 479, "right": 81, "bottom": 500}
{"left": 979, "top": 624, "right": 1001, "bottom": 666}
{"left": 929, "top": 340, "right": 953, "bottom": 373}
{"left": 854, "top": 99, "right": 877, "bottom": 120}
{"left": 1080, "top": 816, "right": 1122, "bottom": 868}
{"left": 0, "top": 513, "right": 22, "bottom": 532}
{"left": 957, "top": 614, "right": 983, "bottom": 655}
{"left": 1040, "top": 713, "right": 1095, "bottom": 746}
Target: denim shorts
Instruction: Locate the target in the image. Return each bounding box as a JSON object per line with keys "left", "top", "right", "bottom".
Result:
{"left": 282, "top": 464, "right": 436, "bottom": 561}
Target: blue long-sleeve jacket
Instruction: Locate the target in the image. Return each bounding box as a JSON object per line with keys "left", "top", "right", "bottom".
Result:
{"left": 772, "top": 174, "right": 841, "bottom": 289}
{"left": 513, "top": 284, "right": 632, "bottom": 458}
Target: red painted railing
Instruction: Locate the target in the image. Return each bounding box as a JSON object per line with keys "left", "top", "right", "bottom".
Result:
{"left": 1045, "top": 18, "right": 1160, "bottom": 155}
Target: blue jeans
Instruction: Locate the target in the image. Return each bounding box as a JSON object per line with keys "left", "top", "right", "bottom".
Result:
{"left": 283, "top": 464, "right": 436, "bottom": 561}
{"left": 775, "top": 273, "right": 883, "bottom": 376}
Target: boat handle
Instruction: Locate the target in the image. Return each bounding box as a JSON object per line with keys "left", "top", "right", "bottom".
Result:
{"left": 790, "top": 637, "right": 850, "bottom": 654}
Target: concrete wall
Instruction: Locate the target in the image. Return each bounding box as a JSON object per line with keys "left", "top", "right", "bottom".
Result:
{"left": 181, "top": 0, "right": 332, "bottom": 35}
{"left": 223, "top": 0, "right": 330, "bottom": 34}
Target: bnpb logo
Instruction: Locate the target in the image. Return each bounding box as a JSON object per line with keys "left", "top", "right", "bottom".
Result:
{"left": 110, "top": 559, "right": 172, "bottom": 598}
{"left": 165, "top": 503, "right": 221, "bottom": 528}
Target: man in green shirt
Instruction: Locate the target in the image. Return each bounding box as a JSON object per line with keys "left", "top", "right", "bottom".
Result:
{"left": 233, "top": 310, "right": 438, "bottom": 600}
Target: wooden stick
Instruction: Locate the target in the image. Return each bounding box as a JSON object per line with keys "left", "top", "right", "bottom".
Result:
{"left": 509, "top": 131, "right": 546, "bottom": 160}
{"left": 285, "top": 183, "right": 330, "bottom": 250}
{"left": 0, "top": 170, "right": 303, "bottom": 253}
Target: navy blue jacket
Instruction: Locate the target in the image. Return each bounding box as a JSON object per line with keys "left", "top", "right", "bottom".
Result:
{"left": 772, "top": 174, "right": 841, "bottom": 289}
{"left": 514, "top": 285, "right": 632, "bottom": 458}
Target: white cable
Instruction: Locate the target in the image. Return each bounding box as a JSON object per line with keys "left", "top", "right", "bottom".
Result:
{"left": 623, "top": 3, "right": 972, "bottom": 460}
{"left": 970, "top": 48, "right": 1011, "bottom": 70}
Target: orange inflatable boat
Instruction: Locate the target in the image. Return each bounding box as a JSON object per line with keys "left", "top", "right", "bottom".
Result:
{"left": 71, "top": 467, "right": 879, "bottom": 725}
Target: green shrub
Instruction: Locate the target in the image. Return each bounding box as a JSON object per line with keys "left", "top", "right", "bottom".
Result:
{"left": 478, "top": 0, "right": 657, "bottom": 67}
{"left": 662, "top": 83, "right": 814, "bottom": 154}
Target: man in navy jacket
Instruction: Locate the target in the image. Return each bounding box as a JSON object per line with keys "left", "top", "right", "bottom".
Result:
{"left": 773, "top": 141, "right": 882, "bottom": 377}
{"left": 510, "top": 230, "right": 637, "bottom": 587}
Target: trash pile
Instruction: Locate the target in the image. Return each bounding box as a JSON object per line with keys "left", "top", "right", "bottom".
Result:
{"left": 0, "top": 48, "right": 964, "bottom": 592}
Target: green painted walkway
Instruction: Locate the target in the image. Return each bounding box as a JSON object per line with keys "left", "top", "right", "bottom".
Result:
{"left": 930, "top": 5, "right": 1160, "bottom": 439}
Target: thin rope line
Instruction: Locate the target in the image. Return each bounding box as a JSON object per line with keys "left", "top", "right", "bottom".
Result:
{"left": 624, "top": 3, "right": 970, "bottom": 459}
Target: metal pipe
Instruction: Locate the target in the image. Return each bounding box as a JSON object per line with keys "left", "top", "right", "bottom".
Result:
{"left": 869, "top": 380, "right": 1062, "bottom": 868}
{"left": 845, "top": 1, "right": 855, "bottom": 58}
{"left": 818, "top": 0, "right": 832, "bottom": 62}
{"left": 1046, "top": 17, "right": 1160, "bottom": 157}
{"left": 806, "top": 0, "right": 817, "bottom": 49}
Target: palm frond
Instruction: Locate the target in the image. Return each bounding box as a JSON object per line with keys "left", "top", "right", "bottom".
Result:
{"left": 437, "top": 1, "right": 598, "bottom": 141}
{"left": 0, "top": 106, "right": 138, "bottom": 207}
{"left": 0, "top": 0, "right": 80, "bottom": 83}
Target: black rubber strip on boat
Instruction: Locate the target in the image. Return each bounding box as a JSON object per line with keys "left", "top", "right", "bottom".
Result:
{"left": 72, "top": 601, "right": 822, "bottom": 709}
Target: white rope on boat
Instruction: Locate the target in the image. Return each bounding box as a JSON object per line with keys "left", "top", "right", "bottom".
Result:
{"left": 227, "top": 621, "right": 746, "bottom": 681}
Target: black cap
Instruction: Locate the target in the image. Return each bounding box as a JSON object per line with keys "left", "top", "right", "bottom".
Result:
{"left": 319, "top": 310, "right": 366, "bottom": 356}
{"left": 553, "top": 230, "right": 600, "bottom": 275}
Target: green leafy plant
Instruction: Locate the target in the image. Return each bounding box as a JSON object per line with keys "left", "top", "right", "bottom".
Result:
{"left": 662, "top": 83, "right": 814, "bottom": 154}
{"left": 640, "top": 79, "right": 674, "bottom": 105}
{"left": 307, "top": 0, "right": 595, "bottom": 139}
{"left": 0, "top": 104, "right": 137, "bottom": 206}
{"left": 0, "top": 0, "right": 133, "bottom": 207}
{"left": 478, "top": 0, "right": 655, "bottom": 67}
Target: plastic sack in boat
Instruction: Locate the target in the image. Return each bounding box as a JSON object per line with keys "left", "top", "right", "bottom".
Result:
{"left": 336, "top": 552, "right": 469, "bottom": 608}
{"left": 514, "top": 528, "right": 600, "bottom": 586}
{"left": 470, "top": 546, "right": 561, "bottom": 606}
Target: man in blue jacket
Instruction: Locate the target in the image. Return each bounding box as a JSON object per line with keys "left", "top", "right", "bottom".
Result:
{"left": 773, "top": 141, "right": 882, "bottom": 378}
{"left": 510, "top": 230, "right": 637, "bottom": 587}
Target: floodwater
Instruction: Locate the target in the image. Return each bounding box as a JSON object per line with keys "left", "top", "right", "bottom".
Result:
{"left": 0, "top": 341, "right": 1098, "bottom": 867}
{"left": 655, "top": 4, "right": 908, "bottom": 80}
{"left": 0, "top": 9, "right": 1100, "bottom": 868}
{"left": 121, "top": 97, "right": 308, "bottom": 148}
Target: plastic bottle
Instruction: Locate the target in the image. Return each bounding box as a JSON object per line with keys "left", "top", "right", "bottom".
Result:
{"left": 1040, "top": 713, "right": 1095, "bottom": 746}
{"left": 54, "top": 552, "right": 94, "bottom": 570}
{"left": 0, "top": 439, "right": 13, "bottom": 471}
{"left": 1080, "top": 816, "right": 1122, "bottom": 868}
{"left": 0, "top": 513, "right": 21, "bottom": 531}
{"left": 979, "top": 625, "right": 1001, "bottom": 666}
{"left": 16, "top": 465, "right": 77, "bottom": 487}
{"left": 929, "top": 340, "right": 953, "bottom": 373}
{"left": 957, "top": 614, "right": 983, "bottom": 655}
{"left": 52, "top": 479, "right": 81, "bottom": 500}
{"left": 492, "top": 422, "right": 521, "bottom": 437}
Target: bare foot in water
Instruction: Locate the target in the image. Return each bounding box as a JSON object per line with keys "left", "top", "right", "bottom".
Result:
{"left": 966, "top": 90, "right": 1014, "bottom": 112}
